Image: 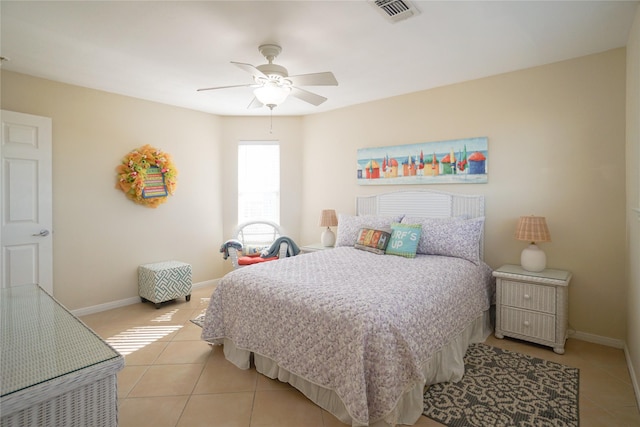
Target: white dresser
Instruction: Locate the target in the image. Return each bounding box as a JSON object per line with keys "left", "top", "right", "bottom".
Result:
{"left": 1, "top": 285, "right": 124, "bottom": 426}
{"left": 493, "top": 264, "right": 572, "bottom": 354}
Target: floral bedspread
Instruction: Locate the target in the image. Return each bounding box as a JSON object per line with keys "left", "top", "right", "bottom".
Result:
{"left": 201, "top": 247, "right": 494, "bottom": 425}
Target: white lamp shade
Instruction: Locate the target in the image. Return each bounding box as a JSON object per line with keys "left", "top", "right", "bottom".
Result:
{"left": 254, "top": 83, "right": 291, "bottom": 106}
{"left": 521, "top": 243, "right": 547, "bottom": 272}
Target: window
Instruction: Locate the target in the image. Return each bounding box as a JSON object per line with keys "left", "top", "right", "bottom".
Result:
{"left": 238, "top": 142, "right": 280, "bottom": 225}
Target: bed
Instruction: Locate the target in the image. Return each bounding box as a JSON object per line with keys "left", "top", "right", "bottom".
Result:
{"left": 201, "top": 190, "right": 495, "bottom": 426}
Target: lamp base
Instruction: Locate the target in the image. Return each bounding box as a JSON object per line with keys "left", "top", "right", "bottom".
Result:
{"left": 321, "top": 228, "right": 335, "bottom": 247}
{"left": 521, "top": 244, "right": 547, "bottom": 272}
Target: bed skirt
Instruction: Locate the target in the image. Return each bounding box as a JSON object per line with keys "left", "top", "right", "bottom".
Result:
{"left": 214, "top": 309, "right": 491, "bottom": 426}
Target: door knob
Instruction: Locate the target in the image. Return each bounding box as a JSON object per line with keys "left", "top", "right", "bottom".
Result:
{"left": 32, "top": 229, "right": 50, "bottom": 237}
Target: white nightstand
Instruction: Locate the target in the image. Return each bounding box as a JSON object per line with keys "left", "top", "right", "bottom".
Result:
{"left": 493, "top": 264, "right": 572, "bottom": 354}
{"left": 300, "top": 243, "right": 334, "bottom": 253}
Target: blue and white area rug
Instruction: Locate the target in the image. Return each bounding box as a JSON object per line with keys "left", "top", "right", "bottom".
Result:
{"left": 423, "top": 343, "right": 579, "bottom": 427}
{"left": 190, "top": 313, "right": 205, "bottom": 328}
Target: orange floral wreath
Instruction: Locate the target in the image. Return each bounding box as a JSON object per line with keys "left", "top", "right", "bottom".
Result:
{"left": 116, "top": 145, "right": 178, "bottom": 208}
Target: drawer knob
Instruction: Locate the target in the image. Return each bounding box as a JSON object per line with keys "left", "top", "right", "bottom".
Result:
{"left": 523, "top": 294, "right": 531, "bottom": 300}
{"left": 523, "top": 320, "right": 530, "bottom": 327}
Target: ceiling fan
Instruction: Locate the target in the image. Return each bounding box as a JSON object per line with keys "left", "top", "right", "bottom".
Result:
{"left": 197, "top": 44, "right": 338, "bottom": 110}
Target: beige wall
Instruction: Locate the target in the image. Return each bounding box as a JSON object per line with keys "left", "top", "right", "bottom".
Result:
{"left": 626, "top": 7, "right": 640, "bottom": 402}
{"left": 1, "top": 71, "right": 224, "bottom": 310}
{"left": 300, "top": 49, "right": 628, "bottom": 341}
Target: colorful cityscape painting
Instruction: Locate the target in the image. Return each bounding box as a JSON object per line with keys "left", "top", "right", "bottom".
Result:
{"left": 357, "top": 137, "right": 488, "bottom": 185}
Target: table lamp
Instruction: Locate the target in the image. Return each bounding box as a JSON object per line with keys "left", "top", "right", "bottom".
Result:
{"left": 515, "top": 215, "right": 551, "bottom": 272}
{"left": 319, "top": 209, "right": 338, "bottom": 247}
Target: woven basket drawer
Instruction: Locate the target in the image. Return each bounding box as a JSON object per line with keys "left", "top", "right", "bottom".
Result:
{"left": 500, "top": 306, "right": 556, "bottom": 342}
{"left": 500, "top": 280, "right": 556, "bottom": 314}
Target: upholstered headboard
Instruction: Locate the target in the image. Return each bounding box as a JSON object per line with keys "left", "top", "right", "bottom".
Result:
{"left": 355, "top": 190, "right": 485, "bottom": 259}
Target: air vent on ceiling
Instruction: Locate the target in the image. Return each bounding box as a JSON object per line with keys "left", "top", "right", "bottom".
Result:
{"left": 370, "top": 0, "right": 419, "bottom": 23}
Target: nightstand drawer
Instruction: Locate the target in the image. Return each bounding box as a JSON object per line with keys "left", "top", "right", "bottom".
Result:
{"left": 500, "top": 306, "right": 556, "bottom": 342}
{"left": 500, "top": 280, "right": 556, "bottom": 314}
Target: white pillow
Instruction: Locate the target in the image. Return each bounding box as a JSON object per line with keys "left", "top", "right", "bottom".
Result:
{"left": 401, "top": 216, "right": 484, "bottom": 264}
{"left": 336, "top": 214, "right": 403, "bottom": 247}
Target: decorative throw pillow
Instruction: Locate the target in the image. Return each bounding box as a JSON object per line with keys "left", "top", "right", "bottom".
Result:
{"left": 385, "top": 223, "right": 422, "bottom": 258}
{"left": 401, "top": 216, "right": 465, "bottom": 254}
{"left": 238, "top": 256, "right": 278, "bottom": 265}
{"left": 354, "top": 227, "right": 391, "bottom": 255}
{"left": 401, "top": 216, "right": 484, "bottom": 264}
{"left": 335, "top": 214, "right": 403, "bottom": 247}
{"left": 243, "top": 245, "right": 269, "bottom": 256}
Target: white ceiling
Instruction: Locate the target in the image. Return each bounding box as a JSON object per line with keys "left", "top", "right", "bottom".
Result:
{"left": 2, "top": 1, "right": 638, "bottom": 117}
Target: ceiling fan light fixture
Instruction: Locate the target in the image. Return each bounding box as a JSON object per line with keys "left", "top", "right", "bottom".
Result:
{"left": 254, "top": 82, "right": 291, "bottom": 108}
{"left": 198, "top": 44, "right": 338, "bottom": 111}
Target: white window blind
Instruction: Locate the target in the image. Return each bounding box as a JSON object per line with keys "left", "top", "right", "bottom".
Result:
{"left": 238, "top": 142, "right": 280, "bottom": 225}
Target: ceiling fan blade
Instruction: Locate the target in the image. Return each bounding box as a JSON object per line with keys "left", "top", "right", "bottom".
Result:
{"left": 290, "top": 87, "right": 327, "bottom": 106}
{"left": 247, "top": 97, "right": 264, "bottom": 109}
{"left": 232, "top": 61, "right": 267, "bottom": 80}
{"left": 197, "top": 83, "right": 255, "bottom": 92}
{"left": 288, "top": 72, "right": 338, "bottom": 87}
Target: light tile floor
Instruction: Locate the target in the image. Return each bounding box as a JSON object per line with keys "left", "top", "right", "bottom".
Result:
{"left": 80, "top": 284, "right": 640, "bottom": 427}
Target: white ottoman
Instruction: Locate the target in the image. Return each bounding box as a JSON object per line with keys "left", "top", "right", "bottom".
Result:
{"left": 138, "top": 261, "right": 192, "bottom": 309}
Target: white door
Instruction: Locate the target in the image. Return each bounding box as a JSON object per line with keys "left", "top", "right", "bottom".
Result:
{"left": 1, "top": 110, "right": 53, "bottom": 294}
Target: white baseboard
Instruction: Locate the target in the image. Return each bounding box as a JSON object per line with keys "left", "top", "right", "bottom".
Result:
{"left": 568, "top": 329, "right": 625, "bottom": 349}
{"left": 624, "top": 343, "right": 640, "bottom": 411}
{"left": 71, "top": 279, "right": 219, "bottom": 317}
